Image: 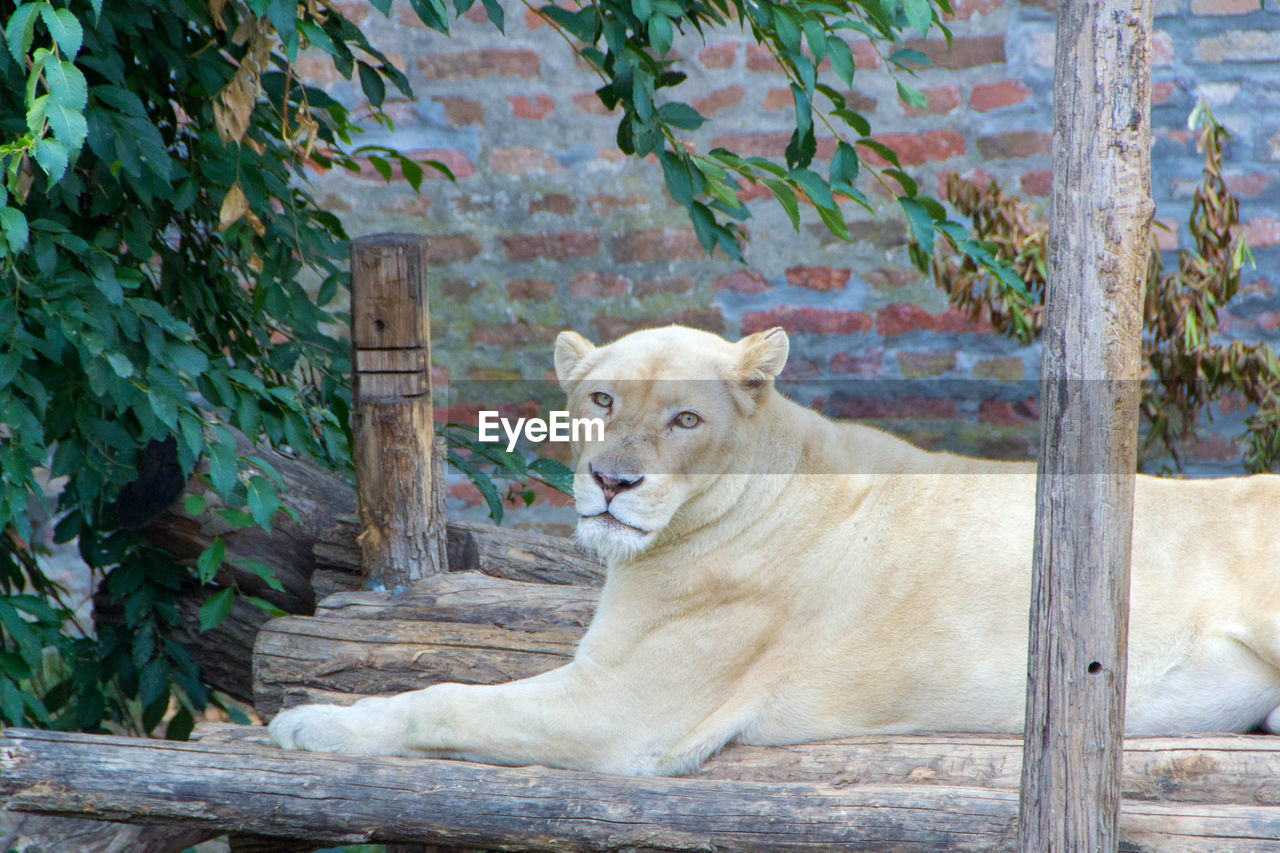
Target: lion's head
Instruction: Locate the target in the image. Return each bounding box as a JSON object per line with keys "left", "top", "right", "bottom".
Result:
{"left": 554, "top": 324, "right": 789, "bottom": 563}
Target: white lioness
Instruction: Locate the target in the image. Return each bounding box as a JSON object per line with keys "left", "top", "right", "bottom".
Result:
{"left": 271, "top": 324, "right": 1280, "bottom": 774}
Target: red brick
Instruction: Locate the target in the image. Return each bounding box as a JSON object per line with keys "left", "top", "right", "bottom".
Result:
{"left": 710, "top": 132, "right": 840, "bottom": 161}
{"left": 850, "top": 39, "right": 883, "bottom": 69}
{"left": 902, "top": 35, "right": 1005, "bottom": 69}
{"left": 745, "top": 45, "right": 783, "bottom": 73}
{"left": 1153, "top": 31, "right": 1175, "bottom": 65}
{"left": 714, "top": 269, "right": 769, "bottom": 293}
{"left": 491, "top": 147, "right": 564, "bottom": 175}
{"left": 830, "top": 350, "right": 884, "bottom": 376}
{"left": 448, "top": 480, "right": 485, "bottom": 507}
{"left": 876, "top": 304, "right": 979, "bottom": 336}
{"left": 463, "top": 3, "right": 487, "bottom": 23}
{"left": 978, "top": 398, "right": 1040, "bottom": 426}
{"left": 741, "top": 307, "right": 873, "bottom": 336}
{"left": 469, "top": 321, "right": 559, "bottom": 346}
{"left": 699, "top": 43, "right": 737, "bottom": 68}
{"left": 634, "top": 276, "right": 694, "bottom": 297}
{"left": 972, "top": 357, "right": 1025, "bottom": 381}
{"left": 1153, "top": 217, "right": 1179, "bottom": 251}
{"left": 610, "top": 229, "right": 704, "bottom": 263}
{"left": 1184, "top": 433, "right": 1240, "bottom": 463}
{"left": 435, "top": 96, "right": 483, "bottom": 125}
{"left": 293, "top": 55, "right": 343, "bottom": 87}
{"left": 1191, "top": 0, "right": 1259, "bottom": 12}
{"left": 440, "top": 278, "right": 477, "bottom": 302}
{"left": 1151, "top": 81, "right": 1177, "bottom": 105}
{"left": 502, "top": 231, "right": 600, "bottom": 262}
{"left": 738, "top": 182, "right": 773, "bottom": 203}
{"left": 969, "top": 80, "right": 1031, "bottom": 112}
{"left": 573, "top": 92, "right": 617, "bottom": 116}
{"left": 864, "top": 268, "right": 917, "bottom": 290}
{"left": 1020, "top": 169, "right": 1052, "bottom": 197}
{"left": 822, "top": 397, "right": 958, "bottom": 420}
{"left": 592, "top": 315, "right": 646, "bottom": 341}
{"left": 1239, "top": 217, "right": 1280, "bottom": 249}
{"left": 665, "top": 307, "right": 724, "bottom": 334}
{"left": 528, "top": 193, "right": 575, "bottom": 215}
{"left": 1227, "top": 173, "right": 1274, "bottom": 197}
{"left": 430, "top": 235, "right": 482, "bottom": 264}
{"left": 331, "top": 1, "right": 369, "bottom": 25}
{"left": 587, "top": 194, "right": 643, "bottom": 215}
{"left": 898, "top": 350, "right": 957, "bottom": 379}
{"left": 763, "top": 88, "right": 793, "bottom": 111}
{"left": 862, "top": 131, "right": 966, "bottom": 168}
{"left": 785, "top": 266, "right": 851, "bottom": 291}
{"left": 903, "top": 85, "right": 962, "bottom": 117}
{"left": 692, "top": 85, "right": 744, "bottom": 116}
{"left": 507, "top": 94, "right": 555, "bottom": 119}
{"left": 419, "top": 49, "right": 541, "bottom": 79}
{"left": 382, "top": 196, "right": 432, "bottom": 215}
{"left": 569, "top": 272, "right": 631, "bottom": 299}
{"left": 506, "top": 279, "right": 557, "bottom": 301}
{"left": 977, "top": 130, "right": 1052, "bottom": 160}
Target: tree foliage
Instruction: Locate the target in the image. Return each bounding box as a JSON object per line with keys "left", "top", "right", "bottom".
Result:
{"left": 918, "top": 105, "right": 1277, "bottom": 474}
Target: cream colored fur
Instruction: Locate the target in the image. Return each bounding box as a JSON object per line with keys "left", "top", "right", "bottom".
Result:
{"left": 270, "top": 324, "right": 1280, "bottom": 775}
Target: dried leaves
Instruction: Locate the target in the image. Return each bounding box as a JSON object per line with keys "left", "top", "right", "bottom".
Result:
{"left": 927, "top": 106, "right": 1278, "bottom": 473}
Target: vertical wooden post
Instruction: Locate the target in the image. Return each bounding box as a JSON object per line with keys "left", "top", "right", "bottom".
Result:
{"left": 350, "top": 233, "right": 447, "bottom": 588}
{"left": 1017, "top": 0, "right": 1152, "bottom": 851}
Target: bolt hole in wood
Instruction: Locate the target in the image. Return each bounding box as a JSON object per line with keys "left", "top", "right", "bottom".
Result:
{"left": 1088, "top": 661, "right": 1103, "bottom": 675}
{"left": 374, "top": 318, "right": 386, "bottom": 332}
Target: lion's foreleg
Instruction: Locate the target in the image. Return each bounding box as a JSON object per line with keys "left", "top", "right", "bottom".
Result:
{"left": 268, "top": 665, "right": 681, "bottom": 773}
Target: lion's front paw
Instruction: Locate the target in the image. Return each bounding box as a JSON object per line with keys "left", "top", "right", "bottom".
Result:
{"left": 269, "top": 704, "right": 377, "bottom": 754}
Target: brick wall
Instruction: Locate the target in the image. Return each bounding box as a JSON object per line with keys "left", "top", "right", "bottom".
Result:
{"left": 301, "top": 0, "right": 1280, "bottom": 531}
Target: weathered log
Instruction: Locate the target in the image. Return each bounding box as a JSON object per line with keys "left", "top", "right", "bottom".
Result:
{"left": 188, "top": 721, "right": 1280, "bottom": 808}
{"left": 253, "top": 573, "right": 593, "bottom": 717}
{"left": 7, "top": 728, "right": 1280, "bottom": 852}
{"left": 1021, "top": 0, "right": 1153, "bottom": 847}
{"left": 0, "top": 811, "right": 211, "bottom": 853}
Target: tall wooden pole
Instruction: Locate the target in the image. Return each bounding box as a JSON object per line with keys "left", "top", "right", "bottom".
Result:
{"left": 1017, "top": 0, "right": 1152, "bottom": 850}
{"left": 350, "top": 233, "right": 448, "bottom": 589}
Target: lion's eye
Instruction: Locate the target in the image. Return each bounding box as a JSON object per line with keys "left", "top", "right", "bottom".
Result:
{"left": 673, "top": 411, "right": 701, "bottom": 429}
{"left": 590, "top": 392, "right": 613, "bottom": 409}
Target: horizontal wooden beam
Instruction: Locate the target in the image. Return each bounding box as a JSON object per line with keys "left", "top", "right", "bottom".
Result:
{"left": 5, "top": 728, "right": 1280, "bottom": 851}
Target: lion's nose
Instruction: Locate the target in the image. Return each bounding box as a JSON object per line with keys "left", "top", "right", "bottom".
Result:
{"left": 590, "top": 463, "right": 643, "bottom": 504}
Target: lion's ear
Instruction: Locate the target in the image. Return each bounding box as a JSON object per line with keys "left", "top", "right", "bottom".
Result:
{"left": 738, "top": 326, "right": 789, "bottom": 381}
{"left": 555, "top": 330, "right": 596, "bottom": 390}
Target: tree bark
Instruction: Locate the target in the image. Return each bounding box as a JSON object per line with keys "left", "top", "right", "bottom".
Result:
{"left": 1020, "top": 0, "right": 1153, "bottom": 850}
{"left": 7, "top": 728, "right": 1280, "bottom": 852}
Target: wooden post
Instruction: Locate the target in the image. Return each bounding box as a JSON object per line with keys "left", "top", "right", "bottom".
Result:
{"left": 350, "top": 233, "right": 447, "bottom": 588}
{"left": 1017, "top": 0, "right": 1152, "bottom": 850}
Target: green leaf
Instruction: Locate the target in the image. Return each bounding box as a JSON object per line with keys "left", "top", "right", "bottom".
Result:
{"left": 901, "top": 196, "right": 937, "bottom": 250}
{"left": 649, "top": 13, "right": 673, "bottom": 56}
{"left": 446, "top": 449, "right": 504, "bottom": 523}
{"left": 45, "top": 59, "right": 87, "bottom": 110}
{"left": 357, "top": 61, "right": 385, "bottom": 107}
{"left": 888, "top": 47, "right": 932, "bottom": 68}
{"left": 655, "top": 101, "right": 705, "bottom": 130}
{"left": 0, "top": 207, "right": 30, "bottom": 252}
{"left": 184, "top": 493, "right": 206, "bottom": 516}
{"left": 46, "top": 101, "right": 88, "bottom": 150}
{"left": 830, "top": 141, "right": 859, "bottom": 186}
{"left": 772, "top": 6, "right": 802, "bottom": 53}
{"left": 104, "top": 350, "right": 133, "bottom": 378}
{"left": 239, "top": 558, "right": 284, "bottom": 592}
{"left": 528, "top": 457, "right": 574, "bottom": 495}
{"left": 208, "top": 429, "right": 238, "bottom": 496}
{"left": 197, "top": 538, "right": 225, "bottom": 584}
{"left": 242, "top": 595, "right": 288, "bottom": 617}
{"left": 826, "top": 35, "right": 855, "bottom": 87}
{"left": 788, "top": 168, "right": 835, "bottom": 210}
{"left": 5, "top": 3, "right": 40, "bottom": 64}
{"left": 246, "top": 475, "right": 278, "bottom": 530}
{"left": 659, "top": 150, "right": 693, "bottom": 207}
{"left": 763, "top": 179, "right": 800, "bottom": 230}
{"left": 297, "top": 20, "right": 336, "bottom": 57}
{"left": 32, "top": 137, "right": 69, "bottom": 182}
{"left": 198, "top": 588, "right": 234, "bottom": 633}
{"left": 165, "top": 704, "right": 195, "bottom": 741}
{"left": 479, "top": 0, "right": 504, "bottom": 32}
{"left": 1, "top": 678, "right": 25, "bottom": 725}
{"left": 902, "top": 0, "right": 932, "bottom": 37}
{"left": 38, "top": 5, "right": 82, "bottom": 57}
{"left": 897, "top": 80, "right": 927, "bottom": 110}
